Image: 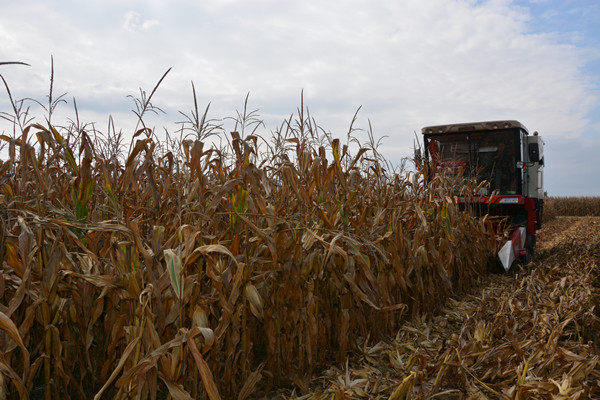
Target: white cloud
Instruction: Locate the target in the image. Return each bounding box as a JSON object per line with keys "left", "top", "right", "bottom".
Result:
{"left": 123, "top": 10, "right": 159, "bottom": 32}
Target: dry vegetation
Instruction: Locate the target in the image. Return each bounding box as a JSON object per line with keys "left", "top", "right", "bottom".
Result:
{"left": 543, "top": 197, "right": 600, "bottom": 223}
{"left": 2, "top": 65, "right": 599, "bottom": 400}
{"left": 0, "top": 67, "right": 500, "bottom": 399}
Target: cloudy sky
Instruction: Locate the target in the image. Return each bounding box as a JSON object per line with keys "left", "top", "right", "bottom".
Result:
{"left": 1, "top": 0, "right": 599, "bottom": 196}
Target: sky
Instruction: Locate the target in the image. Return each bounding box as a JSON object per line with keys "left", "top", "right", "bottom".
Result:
{"left": 0, "top": 0, "right": 599, "bottom": 196}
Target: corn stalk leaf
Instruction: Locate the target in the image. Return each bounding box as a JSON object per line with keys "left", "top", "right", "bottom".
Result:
{"left": 187, "top": 334, "right": 221, "bottom": 400}
{"left": 164, "top": 249, "right": 182, "bottom": 299}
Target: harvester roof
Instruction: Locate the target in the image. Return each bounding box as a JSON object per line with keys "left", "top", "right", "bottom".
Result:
{"left": 421, "top": 120, "right": 529, "bottom": 135}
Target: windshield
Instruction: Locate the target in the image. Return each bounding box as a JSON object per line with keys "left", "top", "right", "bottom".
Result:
{"left": 426, "top": 130, "right": 520, "bottom": 195}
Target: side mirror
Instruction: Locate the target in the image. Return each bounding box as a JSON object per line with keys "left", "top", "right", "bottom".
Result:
{"left": 528, "top": 143, "right": 540, "bottom": 162}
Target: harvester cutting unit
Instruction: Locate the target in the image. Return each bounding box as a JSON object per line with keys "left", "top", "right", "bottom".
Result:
{"left": 421, "top": 120, "right": 544, "bottom": 271}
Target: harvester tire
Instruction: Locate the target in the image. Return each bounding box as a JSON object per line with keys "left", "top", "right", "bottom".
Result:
{"left": 520, "top": 235, "right": 537, "bottom": 264}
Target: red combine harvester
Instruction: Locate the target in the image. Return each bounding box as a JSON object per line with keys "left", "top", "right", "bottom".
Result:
{"left": 421, "top": 120, "right": 545, "bottom": 271}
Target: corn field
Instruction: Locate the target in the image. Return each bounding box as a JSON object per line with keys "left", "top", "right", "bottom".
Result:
{"left": 295, "top": 215, "right": 600, "bottom": 399}
{"left": 543, "top": 196, "right": 600, "bottom": 223}
{"left": 0, "top": 69, "right": 499, "bottom": 399}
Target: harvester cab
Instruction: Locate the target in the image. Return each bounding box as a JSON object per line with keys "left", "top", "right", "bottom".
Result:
{"left": 421, "top": 120, "right": 544, "bottom": 271}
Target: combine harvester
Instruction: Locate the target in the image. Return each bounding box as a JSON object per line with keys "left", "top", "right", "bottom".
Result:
{"left": 421, "top": 120, "right": 544, "bottom": 271}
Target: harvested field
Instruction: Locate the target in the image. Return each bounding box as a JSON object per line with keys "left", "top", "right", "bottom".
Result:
{"left": 287, "top": 216, "right": 600, "bottom": 399}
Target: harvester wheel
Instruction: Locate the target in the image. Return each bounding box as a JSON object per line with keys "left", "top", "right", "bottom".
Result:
{"left": 519, "top": 249, "right": 532, "bottom": 264}
{"left": 520, "top": 235, "right": 536, "bottom": 264}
